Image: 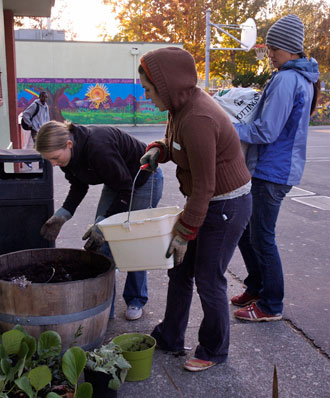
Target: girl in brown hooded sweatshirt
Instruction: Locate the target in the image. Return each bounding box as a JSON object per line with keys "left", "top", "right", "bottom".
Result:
{"left": 139, "top": 47, "right": 252, "bottom": 371}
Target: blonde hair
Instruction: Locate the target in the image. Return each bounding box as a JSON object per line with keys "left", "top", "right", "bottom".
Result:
{"left": 35, "top": 120, "right": 73, "bottom": 153}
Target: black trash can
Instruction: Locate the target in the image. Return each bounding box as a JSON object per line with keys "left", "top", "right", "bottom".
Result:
{"left": 0, "top": 149, "right": 54, "bottom": 255}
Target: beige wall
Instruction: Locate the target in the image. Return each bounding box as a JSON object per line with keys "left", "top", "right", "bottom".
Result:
{"left": 0, "top": 0, "right": 11, "bottom": 149}
{"left": 15, "top": 41, "right": 183, "bottom": 79}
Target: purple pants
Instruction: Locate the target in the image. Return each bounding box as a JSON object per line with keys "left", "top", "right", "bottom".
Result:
{"left": 151, "top": 193, "right": 252, "bottom": 363}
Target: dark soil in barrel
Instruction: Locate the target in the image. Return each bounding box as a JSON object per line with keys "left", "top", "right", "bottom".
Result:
{"left": 0, "top": 261, "right": 109, "bottom": 284}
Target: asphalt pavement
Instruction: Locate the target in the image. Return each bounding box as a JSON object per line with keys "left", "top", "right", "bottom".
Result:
{"left": 55, "top": 125, "right": 330, "bottom": 398}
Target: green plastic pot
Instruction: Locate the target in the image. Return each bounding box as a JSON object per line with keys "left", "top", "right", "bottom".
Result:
{"left": 112, "top": 333, "right": 156, "bottom": 381}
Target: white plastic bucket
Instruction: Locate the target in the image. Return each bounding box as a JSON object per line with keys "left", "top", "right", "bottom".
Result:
{"left": 97, "top": 206, "right": 183, "bottom": 272}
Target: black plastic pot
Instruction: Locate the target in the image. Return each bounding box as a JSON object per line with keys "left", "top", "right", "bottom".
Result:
{"left": 84, "top": 369, "right": 118, "bottom": 398}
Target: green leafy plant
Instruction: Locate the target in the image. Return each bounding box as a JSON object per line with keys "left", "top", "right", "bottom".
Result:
{"left": 232, "top": 71, "right": 271, "bottom": 89}
{"left": 0, "top": 325, "right": 92, "bottom": 398}
{"left": 85, "top": 342, "right": 131, "bottom": 390}
{"left": 124, "top": 336, "right": 153, "bottom": 352}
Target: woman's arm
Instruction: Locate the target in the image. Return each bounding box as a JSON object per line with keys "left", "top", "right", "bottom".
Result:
{"left": 61, "top": 172, "right": 89, "bottom": 216}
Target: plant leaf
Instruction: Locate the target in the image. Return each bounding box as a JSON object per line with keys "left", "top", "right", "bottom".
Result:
{"left": 15, "top": 375, "right": 34, "bottom": 398}
{"left": 62, "top": 347, "right": 86, "bottom": 386}
{"left": 38, "top": 331, "right": 62, "bottom": 359}
{"left": 0, "top": 344, "right": 6, "bottom": 360}
{"left": 13, "top": 325, "right": 29, "bottom": 336}
{"left": 18, "top": 341, "right": 29, "bottom": 359}
{"left": 108, "top": 377, "right": 120, "bottom": 390}
{"left": 2, "top": 330, "right": 25, "bottom": 356}
{"left": 0, "top": 375, "right": 7, "bottom": 392}
{"left": 119, "top": 367, "right": 129, "bottom": 383}
{"left": 0, "top": 359, "right": 10, "bottom": 375}
{"left": 28, "top": 365, "right": 52, "bottom": 392}
{"left": 46, "top": 393, "right": 62, "bottom": 398}
{"left": 116, "top": 356, "right": 131, "bottom": 369}
{"left": 76, "top": 382, "right": 93, "bottom": 398}
{"left": 22, "top": 335, "right": 37, "bottom": 359}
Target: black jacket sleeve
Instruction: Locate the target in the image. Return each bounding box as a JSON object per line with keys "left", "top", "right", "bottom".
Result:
{"left": 61, "top": 172, "right": 89, "bottom": 216}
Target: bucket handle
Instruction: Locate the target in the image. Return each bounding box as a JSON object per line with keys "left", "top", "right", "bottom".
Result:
{"left": 124, "top": 163, "right": 155, "bottom": 227}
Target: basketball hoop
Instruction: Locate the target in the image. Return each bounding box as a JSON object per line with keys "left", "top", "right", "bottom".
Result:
{"left": 254, "top": 44, "right": 267, "bottom": 60}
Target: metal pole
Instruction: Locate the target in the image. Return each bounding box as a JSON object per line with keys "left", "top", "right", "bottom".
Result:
{"left": 205, "top": 8, "right": 211, "bottom": 93}
{"left": 131, "top": 47, "right": 139, "bottom": 126}
{"left": 133, "top": 52, "right": 137, "bottom": 126}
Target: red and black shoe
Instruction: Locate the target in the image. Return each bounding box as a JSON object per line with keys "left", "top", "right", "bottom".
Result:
{"left": 231, "top": 291, "right": 260, "bottom": 307}
{"left": 234, "top": 303, "right": 282, "bottom": 322}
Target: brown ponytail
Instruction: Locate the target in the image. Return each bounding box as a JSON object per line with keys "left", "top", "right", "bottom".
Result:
{"left": 310, "top": 80, "right": 320, "bottom": 116}
{"left": 297, "top": 53, "right": 320, "bottom": 116}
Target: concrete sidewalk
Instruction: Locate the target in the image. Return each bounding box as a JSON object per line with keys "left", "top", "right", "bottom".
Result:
{"left": 54, "top": 126, "right": 330, "bottom": 398}
{"left": 104, "top": 269, "right": 330, "bottom": 398}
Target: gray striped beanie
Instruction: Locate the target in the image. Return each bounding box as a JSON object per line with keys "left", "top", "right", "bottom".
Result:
{"left": 266, "top": 14, "right": 304, "bottom": 54}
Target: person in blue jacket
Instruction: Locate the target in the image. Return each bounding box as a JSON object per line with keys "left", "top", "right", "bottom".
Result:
{"left": 231, "top": 14, "right": 320, "bottom": 321}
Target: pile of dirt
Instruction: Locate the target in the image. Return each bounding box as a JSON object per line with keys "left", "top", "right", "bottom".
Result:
{"left": 0, "top": 261, "right": 107, "bottom": 284}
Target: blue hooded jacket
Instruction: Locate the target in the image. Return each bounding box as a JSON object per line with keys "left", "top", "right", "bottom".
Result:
{"left": 234, "top": 57, "right": 319, "bottom": 185}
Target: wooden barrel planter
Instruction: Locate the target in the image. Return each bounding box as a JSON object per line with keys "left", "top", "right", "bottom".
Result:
{"left": 0, "top": 248, "right": 115, "bottom": 351}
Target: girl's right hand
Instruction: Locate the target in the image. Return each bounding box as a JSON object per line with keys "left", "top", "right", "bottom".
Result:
{"left": 140, "top": 147, "right": 160, "bottom": 171}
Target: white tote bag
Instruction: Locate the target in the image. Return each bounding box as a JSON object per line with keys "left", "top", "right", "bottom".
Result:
{"left": 213, "top": 87, "right": 261, "bottom": 157}
{"left": 213, "top": 87, "right": 261, "bottom": 125}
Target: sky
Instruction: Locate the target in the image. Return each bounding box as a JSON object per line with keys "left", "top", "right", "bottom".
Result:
{"left": 20, "top": 0, "right": 330, "bottom": 42}
{"left": 50, "top": 0, "right": 119, "bottom": 41}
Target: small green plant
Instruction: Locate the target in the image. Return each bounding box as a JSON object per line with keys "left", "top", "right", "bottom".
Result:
{"left": 70, "top": 325, "right": 84, "bottom": 348}
{"left": 0, "top": 325, "right": 92, "bottom": 398}
{"left": 85, "top": 341, "right": 131, "bottom": 390}
{"left": 124, "top": 337, "right": 153, "bottom": 352}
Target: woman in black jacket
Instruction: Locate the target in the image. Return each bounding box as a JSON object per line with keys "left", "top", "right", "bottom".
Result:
{"left": 36, "top": 121, "right": 163, "bottom": 321}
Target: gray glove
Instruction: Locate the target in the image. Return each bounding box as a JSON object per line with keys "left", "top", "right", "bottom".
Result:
{"left": 82, "top": 224, "right": 105, "bottom": 251}
{"left": 166, "top": 235, "right": 188, "bottom": 266}
{"left": 40, "top": 207, "right": 72, "bottom": 241}
{"left": 140, "top": 147, "right": 160, "bottom": 171}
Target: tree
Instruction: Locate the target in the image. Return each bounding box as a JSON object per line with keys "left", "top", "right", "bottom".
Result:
{"left": 14, "top": 17, "right": 47, "bottom": 30}
{"left": 108, "top": 0, "right": 268, "bottom": 78}
{"left": 17, "top": 82, "right": 83, "bottom": 121}
{"left": 14, "top": 0, "right": 78, "bottom": 41}
{"left": 266, "top": 0, "right": 330, "bottom": 72}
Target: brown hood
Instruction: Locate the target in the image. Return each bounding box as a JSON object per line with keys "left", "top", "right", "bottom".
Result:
{"left": 141, "top": 47, "right": 197, "bottom": 112}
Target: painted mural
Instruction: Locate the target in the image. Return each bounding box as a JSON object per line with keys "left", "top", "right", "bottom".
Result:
{"left": 17, "top": 78, "right": 168, "bottom": 125}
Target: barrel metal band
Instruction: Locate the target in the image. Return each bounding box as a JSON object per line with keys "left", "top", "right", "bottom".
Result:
{"left": 0, "top": 298, "right": 112, "bottom": 326}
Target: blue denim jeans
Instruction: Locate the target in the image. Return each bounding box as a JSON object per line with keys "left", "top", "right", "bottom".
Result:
{"left": 152, "top": 193, "right": 252, "bottom": 363}
{"left": 96, "top": 167, "right": 163, "bottom": 316}
{"left": 238, "top": 178, "right": 292, "bottom": 315}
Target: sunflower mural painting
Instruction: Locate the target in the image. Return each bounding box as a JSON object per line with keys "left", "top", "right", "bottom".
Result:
{"left": 17, "top": 78, "right": 167, "bottom": 125}
{"left": 86, "top": 83, "right": 110, "bottom": 109}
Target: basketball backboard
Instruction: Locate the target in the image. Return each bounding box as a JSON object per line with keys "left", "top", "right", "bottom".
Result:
{"left": 240, "top": 18, "right": 257, "bottom": 51}
{"left": 205, "top": 9, "right": 257, "bottom": 91}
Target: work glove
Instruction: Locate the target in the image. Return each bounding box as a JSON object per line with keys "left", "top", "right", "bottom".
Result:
{"left": 40, "top": 207, "right": 72, "bottom": 241}
{"left": 82, "top": 224, "right": 105, "bottom": 251}
{"left": 165, "top": 219, "right": 199, "bottom": 265}
{"left": 166, "top": 235, "right": 188, "bottom": 266}
{"left": 140, "top": 147, "right": 160, "bottom": 172}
